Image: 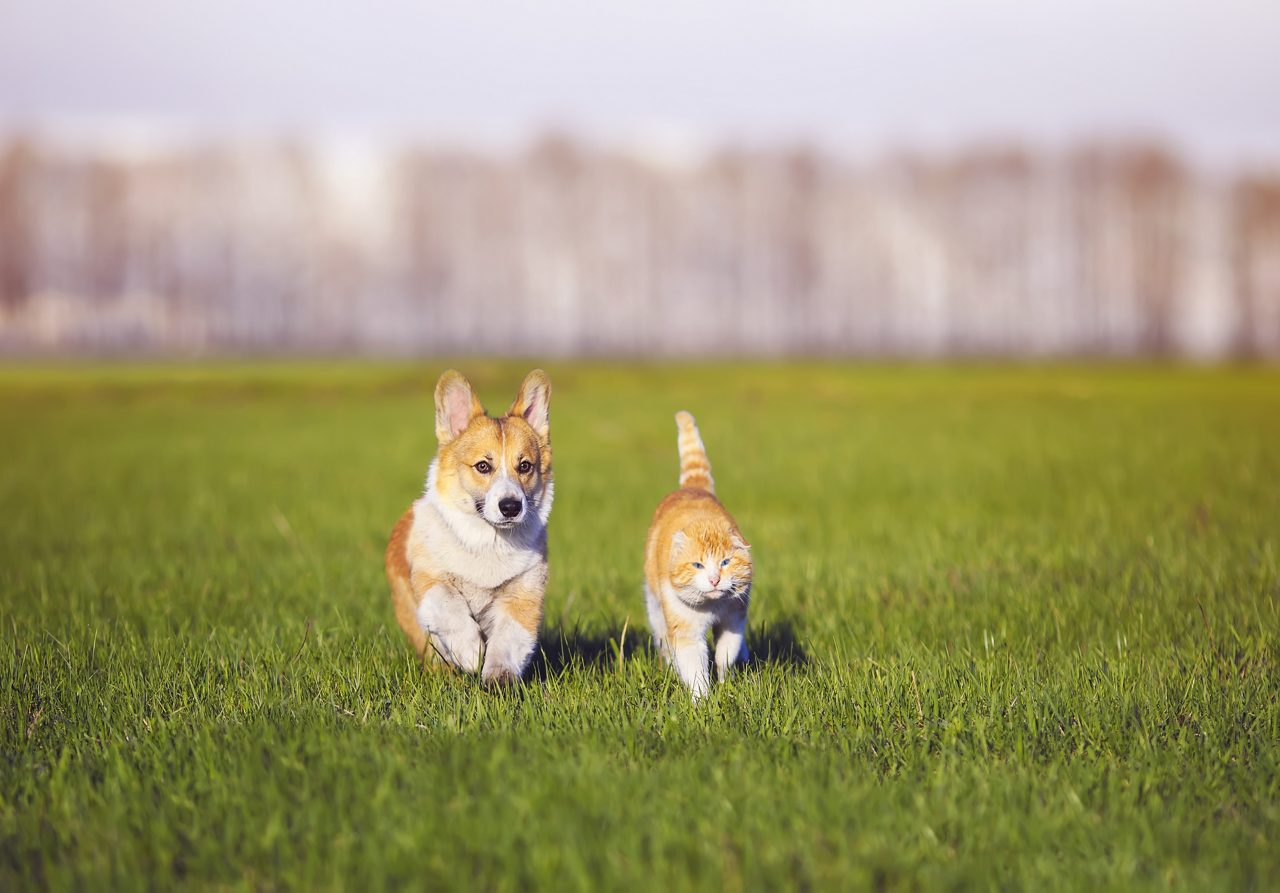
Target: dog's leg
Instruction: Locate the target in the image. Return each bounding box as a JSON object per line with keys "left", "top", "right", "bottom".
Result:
{"left": 416, "top": 583, "right": 483, "bottom": 673}
{"left": 479, "top": 574, "right": 544, "bottom": 685}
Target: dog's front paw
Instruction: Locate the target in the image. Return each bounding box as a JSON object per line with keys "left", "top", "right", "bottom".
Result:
{"left": 481, "top": 664, "right": 522, "bottom": 688}
{"left": 479, "top": 625, "right": 536, "bottom": 687}
{"left": 429, "top": 627, "right": 483, "bottom": 674}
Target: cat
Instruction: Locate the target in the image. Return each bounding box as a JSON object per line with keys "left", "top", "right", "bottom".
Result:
{"left": 643, "top": 411, "right": 752, "bottom": 699}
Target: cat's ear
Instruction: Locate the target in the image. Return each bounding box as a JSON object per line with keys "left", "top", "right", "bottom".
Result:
{"left": 731, "top": 532, "right": 751, "bottom": 551}
{"left": 507, "top": 369, "right": 551, "bottom": 440}
{"left": 434, "top": 370, "right": 485, "bottom": 445}
{"left": 670, "top": 530, "right": 688, "bottom": 559}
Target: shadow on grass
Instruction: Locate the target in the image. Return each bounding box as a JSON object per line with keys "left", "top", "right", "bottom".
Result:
{"left": 530, "top": 617, "right": 809, "bottom": 679}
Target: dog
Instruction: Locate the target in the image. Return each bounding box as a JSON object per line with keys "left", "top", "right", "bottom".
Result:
{"left": 385, "top": 369, "right": 553, "bottom": 684}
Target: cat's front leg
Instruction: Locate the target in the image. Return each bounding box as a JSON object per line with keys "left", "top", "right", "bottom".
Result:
{"left": 664, "top": 605, "right": 712, "bottom": 699}
{"left": 671, "top": 639, "right": 711, "bottom": 699}
{"left": 713, "top": 606, "right": 749, "bottom": 682}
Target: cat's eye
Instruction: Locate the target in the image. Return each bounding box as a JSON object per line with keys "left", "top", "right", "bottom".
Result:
{"left": 721, "top": 558, "right": 730, "bottom": 567}
{"left": 474, "top": 460, "right": 493, "bottom": 474}
{"left": 517, "top": 459, "right": 533, "bottom": 474}
{"left": 692, "top": 562, "right": 704, "bottom": 570}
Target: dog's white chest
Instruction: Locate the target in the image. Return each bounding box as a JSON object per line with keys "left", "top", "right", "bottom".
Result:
{"left": 411, "top": 496, "right": 543, "bottom": 591}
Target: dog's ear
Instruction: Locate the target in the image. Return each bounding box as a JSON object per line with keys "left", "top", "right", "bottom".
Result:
{"left": 507, "top": 369, "right": 551, "bottom": 440}
{"left": 434, "top": 370, "right": 485, "bottom": 445}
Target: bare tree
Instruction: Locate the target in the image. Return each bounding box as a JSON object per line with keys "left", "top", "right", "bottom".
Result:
{"left": 1232, "top": 176, "right": 1280, "bottom": 358}
{"left": 0, "top": 140, "right": 36, "bottom": 312}
{"left": 1121, "top": 147, "right": 1185, "bottom": 355}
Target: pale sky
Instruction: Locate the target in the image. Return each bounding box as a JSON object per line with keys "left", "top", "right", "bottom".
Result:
{"left": 2, "top": 0, "right": 1279, "bottom": 163}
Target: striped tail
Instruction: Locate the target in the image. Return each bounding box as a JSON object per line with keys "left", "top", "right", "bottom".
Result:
{"left": 675, "top": 411, "right": 715, "bottom": 494}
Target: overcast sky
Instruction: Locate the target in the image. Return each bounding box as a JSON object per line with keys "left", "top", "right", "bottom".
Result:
{"left": 2, "top": 0, "right": 1279, "bottom": 163}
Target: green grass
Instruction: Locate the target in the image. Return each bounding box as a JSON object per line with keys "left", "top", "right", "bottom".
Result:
{"left": 2, "top": 362, "right": 1278, "bottom": 892}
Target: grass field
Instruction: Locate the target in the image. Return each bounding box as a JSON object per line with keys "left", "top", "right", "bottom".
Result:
{"left": 2, "top": 362, "right": 1278, "bottom": 891}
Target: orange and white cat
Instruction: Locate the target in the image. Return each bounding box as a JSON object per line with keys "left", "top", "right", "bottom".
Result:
{"left": 644, "top": 411, "right": 752, "bottom": 699}
{"left": 385, "top": 369, "right": 553, "bottom": 685}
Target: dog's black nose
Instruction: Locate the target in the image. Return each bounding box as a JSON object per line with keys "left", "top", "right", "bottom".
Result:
{"left": 498, "top": 497, "right": 523, "bottom": 519}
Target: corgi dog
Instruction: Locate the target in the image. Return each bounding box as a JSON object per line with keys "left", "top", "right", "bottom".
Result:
{"left": 385, "top": 369, "right": 553, "bottom": 684}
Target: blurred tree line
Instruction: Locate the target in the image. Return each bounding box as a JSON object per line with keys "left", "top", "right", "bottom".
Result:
{"left": 0, "top": 133, "right": 1277, "bottom": 357}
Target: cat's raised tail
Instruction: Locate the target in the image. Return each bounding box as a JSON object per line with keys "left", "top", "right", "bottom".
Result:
{"left": 675, "top": 411, "right": 715, "bottom": 494}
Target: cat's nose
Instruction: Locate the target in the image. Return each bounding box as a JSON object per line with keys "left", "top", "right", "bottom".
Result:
{"left": 498, "top": 497, "right": 523, "bottom": 518}
{"left": 708, "top": 574, "right": 721, "bottom": 587}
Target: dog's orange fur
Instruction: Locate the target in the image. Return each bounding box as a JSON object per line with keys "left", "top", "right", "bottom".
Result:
{"left": 386, "top": 508, "right": 425, "bottom": 657}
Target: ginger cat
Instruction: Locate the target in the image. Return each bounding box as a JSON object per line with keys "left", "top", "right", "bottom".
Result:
{"left": 644, "top": 411, "right": 752, "bottom": 699}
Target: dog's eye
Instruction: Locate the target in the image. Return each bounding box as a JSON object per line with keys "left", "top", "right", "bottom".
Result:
{"left": 692, "top": 562, "right": 704, "bottom": 570}
{"left": 474, "top": 460, "right": 492, "bottom": 474}
{"left": 721, "top": 558, "right": 730, "bottom": 567}
{"left": 517, "top": 460, "right": 533, "bottom": 474}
